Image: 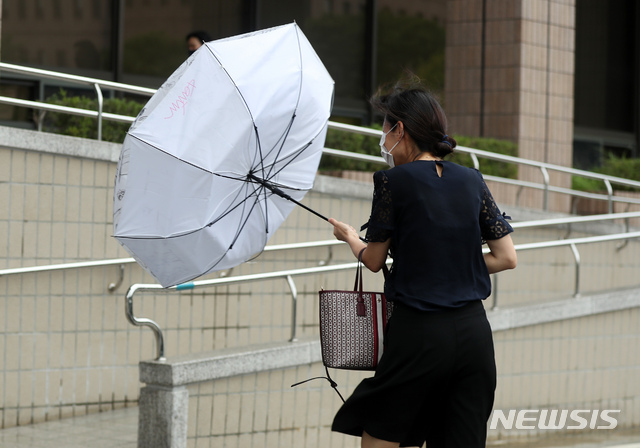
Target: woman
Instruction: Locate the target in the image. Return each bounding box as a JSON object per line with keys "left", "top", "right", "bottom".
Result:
{"left": 329, "top": 82, "right": 517, "bottom": 448}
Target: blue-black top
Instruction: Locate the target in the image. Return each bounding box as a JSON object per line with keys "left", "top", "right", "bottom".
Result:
{"left": 363, "top": 160, "right": 513, "bottom": 311}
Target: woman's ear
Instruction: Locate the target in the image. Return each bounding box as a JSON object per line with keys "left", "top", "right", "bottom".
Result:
{"left": 395, "top": 121, "right": 404, "bottom": 135}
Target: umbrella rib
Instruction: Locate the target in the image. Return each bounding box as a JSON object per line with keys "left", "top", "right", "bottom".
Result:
{"left": 263, "top": 115, "right": 295, "bottom": 180}
{"left": 126, "top": 133, "right": 248, "bottom": 183}
{"left": 195, "top": 186, "right": 268, "bottom": 277}
{"left": 116, "top": 183, "right": 264, "bottom": 240}
{"left": 202, "top": 43, "right": 267, "bottom": 186}
{"left": 263, "top": 29, "right": 304, "bottom": 180}
{"left": 205, "top": 183, "right": 262, "bottom": 229}
{"left": 263, "top": 122, "right": 327, "bottom": 186}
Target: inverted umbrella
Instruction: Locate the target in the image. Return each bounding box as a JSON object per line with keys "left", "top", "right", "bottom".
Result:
{"left": 113, "top": 23, "right": 334, "bottom": 287}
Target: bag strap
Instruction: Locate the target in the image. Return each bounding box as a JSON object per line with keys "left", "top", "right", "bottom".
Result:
{"left": 290, "top": 365, "right": 345, "bottom": 403}
{"left": 355, "top": 248, "right": 366, "bottom": 316}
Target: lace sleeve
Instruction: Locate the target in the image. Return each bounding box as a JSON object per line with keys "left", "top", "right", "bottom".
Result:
{"left": 477, "top": 170, "right": 514, "bottom": 243}
{"left": 361, "top": 171, "right": 394, "bottom": 243}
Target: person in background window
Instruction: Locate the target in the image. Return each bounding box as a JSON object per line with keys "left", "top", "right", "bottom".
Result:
{"left": 329, "top": 76, "right": 517, "bottom": 448}
{"left": 186, "top": 31, "right": 211, "bottom": 55}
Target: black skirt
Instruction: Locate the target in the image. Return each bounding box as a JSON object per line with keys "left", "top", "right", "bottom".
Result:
{"left": 331, "top": 300, "right": 496, "bottom": 448}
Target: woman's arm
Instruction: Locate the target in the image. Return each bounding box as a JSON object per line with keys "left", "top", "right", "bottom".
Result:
{"left": 328, "top": 218, "right": 390, "bottom": 272}
{"left": 484, "top": 234, "right": 517, "bottom": 274}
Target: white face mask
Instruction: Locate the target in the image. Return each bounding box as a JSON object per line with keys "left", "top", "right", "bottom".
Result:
{"left": 379, "top": 122, "right": 402, "bottom": 168}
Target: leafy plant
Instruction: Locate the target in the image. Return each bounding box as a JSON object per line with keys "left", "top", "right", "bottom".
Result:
{"left": 572, "top": 154, "right": 640, "bottom": 192}
{"left": 319, "top": 123, "right": 383, "bottom": 172}
{"left": 449, "top": 136, "right": 518, "bottom": 179}
{"left": 44, "top": 89, "right": 144, "bottom": 143}
{"left": 43, "top": 89, "right": 520, "bottom": 181}
{"left": 319, "top": 126, "right": 519, "bottom": 179}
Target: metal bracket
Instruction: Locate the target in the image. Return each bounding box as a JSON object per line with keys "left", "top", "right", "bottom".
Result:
{"left": 318, "top": 246, "right": 333, "bottom": 266}
{"left": 108, "top": 264, "right": 125, "bottom": 292}
{"left": 125, "top": 286, "right": 166, "bottom": 361}
{"left": 616, "top": 204, "right": 631, "bottom": 252}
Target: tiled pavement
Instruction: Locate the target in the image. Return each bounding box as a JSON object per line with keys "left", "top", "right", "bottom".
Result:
{"left": 0, "top": 406, "right": 638, "bottom": 448}
{"left": 0, "top": 407, "right": 137, "bottom": 448}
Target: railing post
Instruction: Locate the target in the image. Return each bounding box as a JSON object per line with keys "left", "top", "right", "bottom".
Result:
{"left": 570, "top": 243, "right": 581, "bottom": 298}
{"left": 286, "top": 275, "right": 298, "bottom": 342}
{"left": 540, "top": 166, "right": 550, "bottom": 210}
{"left": 491, "top": 273, "right": 499, "bottom": 310}
{"left": 604, "top": 179, "right": 613, "bottom": 214}
{"left": 470, "top": 153, "right": 480, "bottom": 170}
{"left": 94, "top": 83, "right": 104, "bottom": 141}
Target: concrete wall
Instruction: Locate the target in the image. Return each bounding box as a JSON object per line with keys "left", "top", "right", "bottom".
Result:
{"left": 1, "top": 127, "right": 639, "bottom": 443}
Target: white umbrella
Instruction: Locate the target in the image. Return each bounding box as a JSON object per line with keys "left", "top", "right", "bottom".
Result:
{"left": 113, "top": 23, "right": 334, "bottom": 287}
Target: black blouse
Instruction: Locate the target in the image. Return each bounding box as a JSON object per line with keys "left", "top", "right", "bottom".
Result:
{"left": 363, "top": 161, "right": 513, "bottom": 310}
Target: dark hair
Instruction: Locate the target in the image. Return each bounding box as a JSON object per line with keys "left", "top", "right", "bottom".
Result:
{"left": 185, "top": 31, "right": 212, "bottom": 43}
{"left": 370, "top": 77, "right": 456, "bottom": 159}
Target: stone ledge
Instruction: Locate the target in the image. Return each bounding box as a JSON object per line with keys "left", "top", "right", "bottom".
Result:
{"left": 0, "top": 125, "right": 121, "bottom": 162}
{"left": 140, "top": 287, "right": 640, "bottom": 388}
{"left": 488, "top": 286, "right": 640, "bottom": 331}
{"left": 140, "top": 336, "right": 321, "bottom": 387}
{"left": 312, "top": 173, "right": 374, "bottom": 200}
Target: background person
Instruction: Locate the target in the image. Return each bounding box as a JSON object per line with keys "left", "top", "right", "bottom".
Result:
{"left": 329, "top": 78, "right": 517, "bottom": 448}
{"left": 186, "top": 30, "right": 211, "bottom": 55}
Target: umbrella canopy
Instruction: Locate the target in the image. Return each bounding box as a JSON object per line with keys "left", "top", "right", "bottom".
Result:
{"left": 113, "top": 23, "right": 334, "bottom": 287}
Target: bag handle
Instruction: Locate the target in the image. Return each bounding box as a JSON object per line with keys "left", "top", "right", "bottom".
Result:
{"left": 354, "top": 248, "right": 390, "bottom": 316}
{"left": 353, "top": 248, "right": 365, "bottom": 316}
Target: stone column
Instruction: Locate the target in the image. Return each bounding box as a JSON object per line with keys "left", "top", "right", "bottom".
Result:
{"left": 445, "top": 0, "right": 576, "bottom": 212}
{"left": 138, "top": 385, "right": 189, "bottom": 448}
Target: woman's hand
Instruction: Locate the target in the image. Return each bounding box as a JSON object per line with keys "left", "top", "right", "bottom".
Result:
{"left": 328, "top": 218, "right": 390, "bottom": 272}
{"left": 328, "top": 218, "right": 360, "bottom": 244}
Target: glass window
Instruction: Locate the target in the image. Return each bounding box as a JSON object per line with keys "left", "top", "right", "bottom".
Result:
{"left": 376, "top": 1, "right": 446, "bottom": 96}
{"left": 573, "top": 0, "right": 637, "bottom": 165}
{"left": 122, "top": 0, "right": 247, "bottom": 87}
{"left": 574, "top": 0, "right": 636, "bottom": 133}
{"left": 257, "top": 0, "right": 368, "bottom": 122}
{"left": 1, "top": 0, "right": 113, "bottom": 76}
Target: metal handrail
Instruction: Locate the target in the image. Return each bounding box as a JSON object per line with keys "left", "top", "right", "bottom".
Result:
{"left": 0, "top": 239, "right": 344, "bottom": 291}
{"left": 2, "top": 62, "right": 640, "bottom": 197}
{"left": 126, "top": 230, "right": 640, "bottom": 360}
{"left": 3, "top": 212, "right": 639, "bottom": 287}
{"left": 3, "top": 98, "right": 639, "bottom": 211}
{"left": 327, "top": 122, "right": 640, "bottom": 189}
{"left": 0, "top": 62, "right": 156, "bottom": 96}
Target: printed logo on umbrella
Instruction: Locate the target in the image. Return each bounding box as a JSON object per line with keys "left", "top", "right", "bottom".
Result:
{"left": 165, "top": 79, "right": 196, "bottom": 119}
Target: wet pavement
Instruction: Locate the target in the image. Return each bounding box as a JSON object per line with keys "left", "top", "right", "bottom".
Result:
{"left": 0, "top": 406, "right": 637, "bottom": 448}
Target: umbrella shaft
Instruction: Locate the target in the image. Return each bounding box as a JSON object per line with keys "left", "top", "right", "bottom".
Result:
{"left": 248, "top": 173, "right": 329, "bottom": 222}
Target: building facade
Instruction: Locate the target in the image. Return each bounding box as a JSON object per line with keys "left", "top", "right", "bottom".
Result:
{"left": 0, "top": 0, "right": 638, "bottom": 204}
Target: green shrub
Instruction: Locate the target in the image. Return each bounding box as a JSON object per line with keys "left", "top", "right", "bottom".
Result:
{"left": 44, "top": 89, "right": 144, "bottom": 143}
{"left": 320, "top": 128, "right": 519, "bottom": 179}
{"left": 42, "top": 90, "right": 520, "bottom": 180}
{"left": 319, "top": 124, "right": 383, "bottom": 172}
{"left": 449, "top": 136, "right": 518, "bottom": 179}
{"left": 572, "top": 154, "right": 640, "bottom": 192}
